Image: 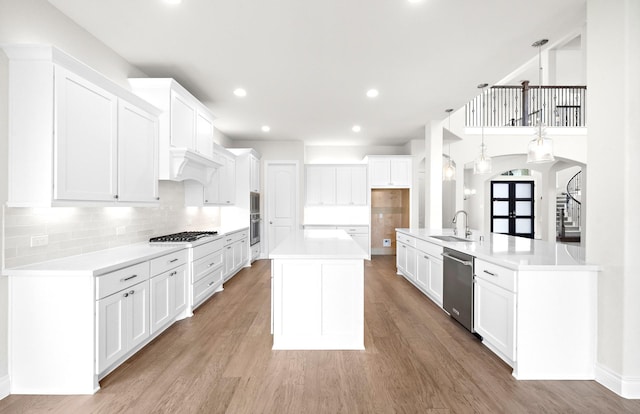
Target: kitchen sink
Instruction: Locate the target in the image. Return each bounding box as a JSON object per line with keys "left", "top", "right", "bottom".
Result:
{"left": 429, "top": 235, "right": 475, "bottom": 243}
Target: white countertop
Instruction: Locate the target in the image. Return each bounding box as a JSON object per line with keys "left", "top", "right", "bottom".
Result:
{"left": 396, "top": 228, "right": 599, "bottom": 271}
{"left": 3, "top": 243, "right": 185, "bottom": 277}
{"left": 270, "top": 229, "right": 368, "bottom": 260}
{"left": 4, "top": 226, "right": 251, "bottom": 277}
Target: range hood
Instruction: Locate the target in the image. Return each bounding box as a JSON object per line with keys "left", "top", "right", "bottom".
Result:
{"left": 169, "top": 148, "right": 222, "bottom": 185}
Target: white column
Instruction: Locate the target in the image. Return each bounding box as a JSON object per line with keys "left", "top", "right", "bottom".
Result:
{"left": 424, "top": 121, "right": 443, "bottom": 229}
{"left": 587, "top": 0, "right": 640, "bottom": 398}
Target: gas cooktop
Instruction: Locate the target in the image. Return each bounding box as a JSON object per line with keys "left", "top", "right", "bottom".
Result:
{"left": 149, "top": 231, "right": 218, "bottom": 243}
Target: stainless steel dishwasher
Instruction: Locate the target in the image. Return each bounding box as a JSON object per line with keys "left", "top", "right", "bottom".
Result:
{"left": 442, "top": 248, "right": 476, "bottom": 333}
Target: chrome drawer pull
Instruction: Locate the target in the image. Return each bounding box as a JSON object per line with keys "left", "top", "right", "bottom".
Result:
{"left": 169, "top": 258, "right": 179, "bottom": 263}
{"left": 208, "top": 281, "right": 215, "bottom": 287}
{"left": 208, "top": 262, "right": 216, "bottom": 267}
{"left": 170, "top": 271, "right": 177, "bottom": 277}
{"left": 129, "top": 290, "right": 135, "bottom": 295}
{"left": 483, "top": 270, "right": 497, "bottom": 277}
{"left": 122, "top": 274, "right": 137, "bottom": 282}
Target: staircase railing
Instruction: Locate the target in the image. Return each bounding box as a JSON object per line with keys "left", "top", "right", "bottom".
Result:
{"left": 563, "top": 171, "right": 582, "bottom": 240}
{"left": 466, "top": 83, "right": 587, "bottom": 128}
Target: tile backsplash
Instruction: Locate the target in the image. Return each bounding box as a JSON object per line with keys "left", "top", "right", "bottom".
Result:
{"left": 2, "top": 181, "right": 221, "bottom": 268}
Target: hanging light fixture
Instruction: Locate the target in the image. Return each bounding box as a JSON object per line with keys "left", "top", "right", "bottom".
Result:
{"left": 527, "top": 38, "right": 555, "bottom": 163}
{"left": 443, "top": 108, "right": 456, "bottom": 181}
{"left": 473, "top": 83, "right": 492, "bottom": 174}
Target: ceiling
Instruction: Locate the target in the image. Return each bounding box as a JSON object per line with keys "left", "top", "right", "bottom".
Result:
{"left": 47, "top": 0, "right": 586, "bottom": 146}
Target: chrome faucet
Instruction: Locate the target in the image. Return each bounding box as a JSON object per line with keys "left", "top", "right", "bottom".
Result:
{"left": 452, "top": 210, "right": 472, "bottom": 238}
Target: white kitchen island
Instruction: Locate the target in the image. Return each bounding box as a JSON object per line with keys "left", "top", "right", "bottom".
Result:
{"left": 269, "top": 229, "right": 367, "bottom": 350}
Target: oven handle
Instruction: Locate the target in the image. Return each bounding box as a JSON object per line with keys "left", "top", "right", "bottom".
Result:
{"left": 441, "top": 252, "right": 473, "bottom": 267}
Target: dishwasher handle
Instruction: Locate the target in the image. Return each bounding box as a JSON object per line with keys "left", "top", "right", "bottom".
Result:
{"left": 441, "top": 252, "right": 473, "bottom": 267}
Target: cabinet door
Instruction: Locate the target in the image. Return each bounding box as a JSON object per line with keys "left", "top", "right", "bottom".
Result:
{"left": 54, "top": 66, "right": 117, "bottom": 201}
{"left": 250, "top": 155, "right": 260, "bottom": 193}
{"left": 335, "top": 167, "right": 353, "bottom": 205}
{"left": 170, "top": 89, "right": 196, "bottom": 149}
{"left": 204, "top": 167, "right": 221, "bottom": 204}
{"left": 306, "top": 166, "right": 336, "bottom": 205}
{"left": 405, "top": 245, "right": 417, "bottom": 282}
{"left": 428, "top": 257, "right": 443, "bottom": 306}
{"left": 474, "top": 278, "right": 516, "bottom": 361}
{"left": 397, "top": 242, "right": 407, "bottom": 273}
{"left": 224, "top": 244, "right": 234, "bottom": 277}
{"left": 150, "top": 270, "right": 173, "bottom": 334}
{"left": 350, "top": 166, "right": 368, "bottom": 205}
{"left": 195, "top": 110, "right": 214, "bottom": 158}
{"left": 416, "top": 253, "right": 430, "bottom": 290}
{"left": 172, "top": 265, "right": 188, "bottom": 315}
{"left": 369, "top": 159, "right": 390, "bottom": 187}
{"left": 220, "top": 156, "right": 236, "bottom": 204}
{"left": 97, "top": 290, "right": 127, "bottom": 372}
{"left": 127, "top": 281, "right": 150, "bottom": 351}
{"left": 117, "top": 100, "right": 159, "bottom": 203}
{"left": 390, "top": 158, "right": 411, "bottom": 186}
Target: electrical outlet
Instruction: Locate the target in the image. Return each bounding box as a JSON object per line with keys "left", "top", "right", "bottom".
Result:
{"left": 116, "top": 226, "right": 126, "bottom": 235}
{"left": 30, "top": 235, "right": 49, "bottom": 247}
{"left": 383, "top": 238, "right": 391, "bottom": 247}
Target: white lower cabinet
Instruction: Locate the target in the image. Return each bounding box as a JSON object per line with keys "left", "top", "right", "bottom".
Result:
{"left": 97, "top": 280, "right": 149, "bottom": 373}
{"left": 191, "top": 238, "right": 225, "bottom": 309}
{"left": 150, "top": 264, "right": 187, "bottom": 334}
{"left": 223, "top": 229, "right": 249, "bottom": 281}
{"left": 397, "top": 231, "right": 443, "bottom": 306}
{"left": 474, "top": 277, "right": 516, "bottom": 363}
{"left": 473, "top": 258, "right": 517, "bottom": 365}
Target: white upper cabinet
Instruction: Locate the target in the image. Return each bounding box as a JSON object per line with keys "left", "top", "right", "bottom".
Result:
{"left": 54, "top": 66, "right": 118, "bottom": 202}
{"left": 195, "top": 110, "right": 215, "bottom": 159}
{"left": 129, "top": 78, "right": 220, "bottom": 185}
{"left": 185, "top": 144, "right": 237, "bottom": 206}
{"left": 170, "top": 89, "right": 196, "bottom": 149}
{"left": 306, "top": 165, "right": 367, "bottom": 206}
{"left": 117, "top": 100, "right": 159, "bottom": 202}
{"left": 3, "top": 45, "right": 161, "bottom": 207}
{"left": 368, "top": 156, "right": 412, "bottom": 188}
{"left": 306, "top": 165, "right": 336, "bottom": 205}
{"left": 250, "top": 154, "right": 260, "bottom": 193}
{"left": 336, "top": 166, "right": 368, "bottom": 205}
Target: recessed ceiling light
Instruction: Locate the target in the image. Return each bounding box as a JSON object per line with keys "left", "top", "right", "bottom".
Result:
{"left": 165, "top": 0, "right": 182, "bottom": 5}
{"left": 407, "top": 0, "right": 423, "bottom": 3}
{"left": 366, "top": 89, "right": 379, "bottom": 98}
{"left": 261, "top": 125, "right": 271, "bottom": 132}
{"left": 233, "top": 88, "right": 247, "bottom": 97}
{"left": 352, "top": 125, "right": 361, "bottom": 133}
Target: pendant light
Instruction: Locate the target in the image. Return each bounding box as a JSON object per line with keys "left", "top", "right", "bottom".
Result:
{"left": 443, "top": 108, "right": 456, "bottom": 181}
{"left": 473, "top": 83, "right": 492, "bottom": 174}
{"left": 527, "top": 38, "right": 555, "bottom": 163}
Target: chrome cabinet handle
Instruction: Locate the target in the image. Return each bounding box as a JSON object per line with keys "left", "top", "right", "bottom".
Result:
{"left": 129, "top": 290, "right": 135, "bottom": 295}
{"left": 208, "top": 262, "right": 216, "bottom": 267}
{"left": 483, "top": 270, "right": 497, "bottom": 277}
{"left": 170, "top": 271, "right": 177, "bottom": 277}
{"left": 169, "top": 258, "right": 179, "bottom": 263}
{"left": 122, "top": 274, "right": 137, "bottom": 282}
{"left": 441, "top": 252, "right": 473, "bottom": 267}
{"left": 208, "top": 281, "right": 215, "bottom": 287}
{"left": 123, "top": 292, "right": 129, "bottom": 298}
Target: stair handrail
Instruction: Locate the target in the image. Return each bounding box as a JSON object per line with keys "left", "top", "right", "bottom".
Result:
{"left": 565, "top": 171, "right": 582, "bottom": 239}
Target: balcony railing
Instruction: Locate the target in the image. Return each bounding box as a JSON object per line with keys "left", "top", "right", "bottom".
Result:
{"left": 465, "top": 83, "right": 587, "bottom": 128}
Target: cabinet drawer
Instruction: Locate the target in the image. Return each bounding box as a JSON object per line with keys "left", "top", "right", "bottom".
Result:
{"left": 474, "top": 259, "right": 516, "bottom": 292}
{"left": 415, "top": 239, "right": 443, "bottom": 258}
{"left": 193, "top": 250, "right": 224, "bottom": 283}
{"left": 396, "top": 232, "right": 415, "bottom": 246}
{"left": 96, "top": 262, "right": 149, "bottom": 300}
{"left": 193, "top": 267, "right": 223, "bottom": 307}
{"left": 223, "top": 230, "right": 248, "bottom": 245}
{"left": 336, "top": 225, "right": 368, "bottom": 235}
{"left": 193, "top": 238, "right": 224, "bottom": 260}
{"left": 150, "top": 250, "right": 187, "bottom": 276}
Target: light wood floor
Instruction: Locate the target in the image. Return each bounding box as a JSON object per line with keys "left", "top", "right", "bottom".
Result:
{"left": 1, "top": 256, "right": 639, "bottom": 413}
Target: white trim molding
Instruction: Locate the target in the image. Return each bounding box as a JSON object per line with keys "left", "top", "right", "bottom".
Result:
{"left": 596, "top": 363, "right": 640, "bottom": 399}
{"left": 0, "top": 374, "right": 10, "bottom": 400}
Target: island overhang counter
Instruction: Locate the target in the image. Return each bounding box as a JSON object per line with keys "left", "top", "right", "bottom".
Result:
{"left": 269, "top": 229, "right": 368, "bottom": 350}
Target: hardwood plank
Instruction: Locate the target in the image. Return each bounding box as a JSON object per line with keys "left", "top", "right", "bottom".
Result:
{"left": 1, "top": 256, "right": 639, "bottom": 414}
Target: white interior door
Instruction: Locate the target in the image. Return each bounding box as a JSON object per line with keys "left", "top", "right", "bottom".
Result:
{"left": 266, "top": 162, "right": 298, "bottom": 253}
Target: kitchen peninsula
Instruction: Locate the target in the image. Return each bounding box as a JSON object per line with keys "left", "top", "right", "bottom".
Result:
{"left": 396, "top": 228, "right": 599, "bottom": 381}
{"left": 269, "top": 229, "right": 368, "bottom": 350}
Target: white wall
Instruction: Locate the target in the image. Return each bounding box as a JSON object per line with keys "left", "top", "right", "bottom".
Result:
{"left": 587, "top": 0, "right": 640, "bottom": 397}
{"left": 305, "top": 144, "right": 407, "bottom": 164}
{"left": 0, "top": 42, "right": 8, "bottom": 389}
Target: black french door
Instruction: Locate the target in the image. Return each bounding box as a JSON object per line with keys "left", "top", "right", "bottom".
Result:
{"left": 490, "top": 181, "right": 535, "bottom": 239}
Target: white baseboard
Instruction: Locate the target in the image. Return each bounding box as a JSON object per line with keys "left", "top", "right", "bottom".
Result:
{"left": 596, "top": 363, "right": 640, "bottom": 399}
{"left": 0, "top": 374, "right": 10, "bottom": 400}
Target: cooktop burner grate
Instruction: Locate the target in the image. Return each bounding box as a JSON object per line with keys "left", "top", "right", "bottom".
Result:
{"left": 149, "top": 231, "right": 218, "bottom": 243}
